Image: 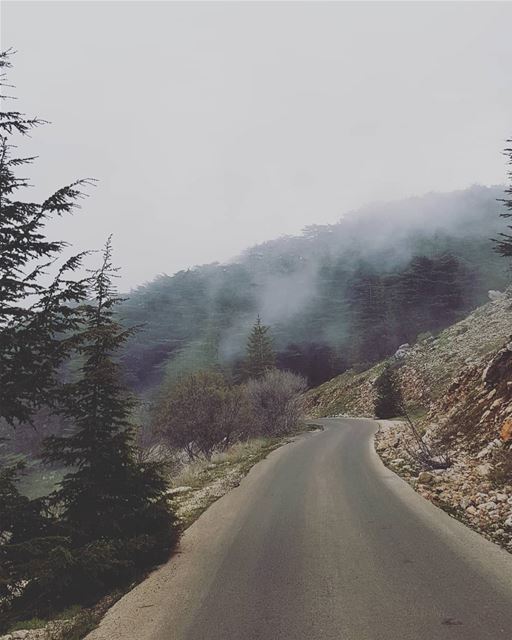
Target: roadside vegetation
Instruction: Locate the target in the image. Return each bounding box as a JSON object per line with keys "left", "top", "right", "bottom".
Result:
{"left": 0, "top": 53, "right": 307, "bottom": 637}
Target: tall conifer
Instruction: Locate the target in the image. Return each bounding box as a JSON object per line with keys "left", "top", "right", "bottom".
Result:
{"left": 0, "top": 49, "right": 89, "bottom": 627}
{"left": 494, "top": 141, "right": 512, "bottom": 260}
{"left": 0, "top": 50, "right": 89, "bottom": 425}
{"left": 43, "top": 239, "right": 176, "bottom": 600}
{"left": 244, "top": 316, "right": 275, "bottom": 379}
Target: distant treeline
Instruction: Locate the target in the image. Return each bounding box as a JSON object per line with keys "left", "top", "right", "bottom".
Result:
{"left": 120, "top": 187, "right": 507, "bottom": 390}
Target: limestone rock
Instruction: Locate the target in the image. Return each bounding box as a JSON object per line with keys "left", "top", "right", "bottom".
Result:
{"left": 475, "top": 463, "right": 492, "bottom": 478}
{"left": 417, "top": 471, "right": 434, "bottom": 484}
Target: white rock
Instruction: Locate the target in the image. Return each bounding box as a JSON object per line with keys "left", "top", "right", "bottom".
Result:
{"left": 417, "top": 471, "right": 434, "bottom": 484}
{"left": 475, "top": 463, "right": 492, "bottom": 478}
{"left": 476, "top": 447, "right": 490, "bottom": 460}
{"left": 167, "top": 486, "right": 193, "bottom": 495}
{"left": 459, "top": 497, "right": 472, "bottom": 509}
{"left": 488, "top": 290, "right": 505, "bottom": 301}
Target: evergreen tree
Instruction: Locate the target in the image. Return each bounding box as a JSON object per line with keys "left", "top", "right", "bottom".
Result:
{"left": 345, "top": 267, "right": 390, "bottom": 365}
{"left": 494, "top": 140, "right": 512, "bottom": 261}
{"left": 244, "top": 316, "right": 275, "bottom": 379}
{"left": 0, "top": 50, "right": 90, "bottom": 627}
{"left": 43, "top": 239, "right": 177, "bottom": 603}
{"left": 0, "top": 49, "right": 89, "bottom": 426}
{"left": 374, "top": 364, "right": 403, "bottom": 419}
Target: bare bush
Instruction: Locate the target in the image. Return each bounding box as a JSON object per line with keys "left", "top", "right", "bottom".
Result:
{"left": 244, "top": 369, "right": 307, "bottom": 436}
{"left": 153, "top": 371, "right": 250, "bottom": 459}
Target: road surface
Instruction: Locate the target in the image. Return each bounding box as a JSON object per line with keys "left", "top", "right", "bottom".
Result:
{"left": 87, "top": 418, "right": 512, "bottom": 640}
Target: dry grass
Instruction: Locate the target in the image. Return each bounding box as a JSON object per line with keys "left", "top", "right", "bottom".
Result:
{"left": 168, "top": 433, "right": 303, "bottom": 529}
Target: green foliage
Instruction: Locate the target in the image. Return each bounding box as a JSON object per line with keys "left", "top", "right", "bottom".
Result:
{"left": 162, "top": 331, "right": 220, "bottom": 387}
{"left": 0, "top": 50, "right": 89, "bottom": 427}
{"left": 0, "top": 457, "right": 64, "bottom": 627}
{"left": 374, "top": 364, "right": 403, "bottom": 419}
{"left": 243, "top": 316, "right": 275, "bottom": 380}
{"left": 8, "top": 618, "right": 47, "bottom": 631}
{"left": 38, "top": 240, "right": 177, "bottom": 608}
{"left": 118, "top": 189, "right": 506, "bottom": 393}
{"left": 0, "top": 50, "right": 91, "bottom": 631}
{"left": 154, "top": 370, "right": 250, "bottom": 459}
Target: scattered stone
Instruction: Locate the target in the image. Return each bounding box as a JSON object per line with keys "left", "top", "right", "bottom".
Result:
{"left": 475, "top": 463, "right": 492, "bottom": 478}
{"left": 393, "top": 343, "right": 411, "bottom": 359}
{"left": 417, "top": 471, "right": 434, "bottom": 484}
{"left": 166, "top": 486, "right": 193, "bottom": 495}
{"left": 459, "top": 497, "right": 472, "bottom": 509}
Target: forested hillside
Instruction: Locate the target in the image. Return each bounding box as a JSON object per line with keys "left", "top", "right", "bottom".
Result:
{"left": 120, "top": 185, "right": 508, "bottom": 391}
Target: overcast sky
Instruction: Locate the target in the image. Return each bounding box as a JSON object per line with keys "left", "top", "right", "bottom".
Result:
{"left": 2, "top": 1, "right": 512, "bottom": 290}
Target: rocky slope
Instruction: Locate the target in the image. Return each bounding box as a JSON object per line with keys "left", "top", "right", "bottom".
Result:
{"left": 306, "top": 289, "right": 512, "bottom": 549}
{"left": 307, "top": 289, "right": 512, "bottom": 418}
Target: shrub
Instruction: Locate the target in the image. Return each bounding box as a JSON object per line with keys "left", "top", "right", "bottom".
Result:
{"left": 374, "top": 364, "right": 402, "bottom": 419}
{"left": 154, "top": 371, "right": 250, "bottom": 459}
{"left": 244, "top": 369, "right": 307, "bottom": 436}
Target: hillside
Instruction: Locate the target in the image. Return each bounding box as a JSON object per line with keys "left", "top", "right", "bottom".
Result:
{"left": 306, "top": 288, "right": 512, "bottom": 419}
{"left": 120, "top": 185, "right": 508, "bottom": 392}
{"left": 306, "top": 289, "right": 512, "bottom": 549}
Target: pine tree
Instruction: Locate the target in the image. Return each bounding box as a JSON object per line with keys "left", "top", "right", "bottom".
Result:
{"left": 244, "top": 316, "right": 275, "bottom": 379}
{"left": 0, "top": 50, "right": 90, "bottom": 425}
{"left": 43, "top": 239, "right": 177, "bottom": 603}
{"left": 374, "top": 364, "right": 403, "bottom": 419}
{"left": 0, "top": 50, "right": 91, "bottom": 628}
{"left": 494, "top": 140, "right": 512, "bottom": 261}
{"left": 345, "top": 268, "right": 390, "bottom": 365}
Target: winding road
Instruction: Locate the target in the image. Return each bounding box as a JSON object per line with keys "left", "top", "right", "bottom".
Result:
{"left": 87, "top": 418, "right": 512, "bottom": 640}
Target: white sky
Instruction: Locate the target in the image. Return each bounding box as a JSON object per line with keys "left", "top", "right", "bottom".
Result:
{"left": 2, "top": 1, "right": 512, "bottom": 290}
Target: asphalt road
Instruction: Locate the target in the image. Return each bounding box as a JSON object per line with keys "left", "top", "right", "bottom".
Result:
{"left": 88, "top": 418, "right": 512, "bottom": 640}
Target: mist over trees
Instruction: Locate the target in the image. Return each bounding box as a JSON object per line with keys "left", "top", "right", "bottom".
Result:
{"left": 120, "top": 185, "right": 508, "bottom": 392}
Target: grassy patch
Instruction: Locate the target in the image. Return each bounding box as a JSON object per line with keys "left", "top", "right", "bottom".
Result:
{"left": 7, "top": 605, "right": 87, "bottom": 634}
{"left": 64, "top": 611, "right": 98, "bottom": 640}
{"left": 9, "top": 618, "right": 47, "bottom": 631}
